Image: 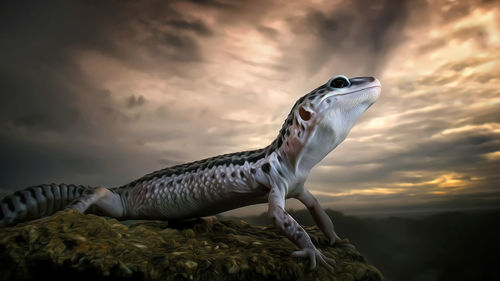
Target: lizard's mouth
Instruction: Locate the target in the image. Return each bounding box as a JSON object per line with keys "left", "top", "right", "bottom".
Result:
{"left": 319, "top": 79, "right": 381, "bottom": 103}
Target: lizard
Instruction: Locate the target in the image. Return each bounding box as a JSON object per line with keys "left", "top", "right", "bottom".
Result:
{"left": 0, "top": 75, "right": 381, "bottom": 272}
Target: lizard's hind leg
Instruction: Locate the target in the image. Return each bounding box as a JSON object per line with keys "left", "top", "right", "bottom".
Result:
{"left": 66, "top": 187, "right": 124, "bottom": 218}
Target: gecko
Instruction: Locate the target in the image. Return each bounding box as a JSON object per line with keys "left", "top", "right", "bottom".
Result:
{"left": 0, "top": 75, "right": 381, "bottom": 272}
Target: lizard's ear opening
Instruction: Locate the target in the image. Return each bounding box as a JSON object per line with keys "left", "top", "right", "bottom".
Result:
{"left": 299, "top": 106, "right": 312, "bottom": 121}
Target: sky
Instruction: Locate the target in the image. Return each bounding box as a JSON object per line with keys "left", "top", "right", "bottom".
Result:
{"left": 0, "top": 0, "right": 499, "bottom": 217}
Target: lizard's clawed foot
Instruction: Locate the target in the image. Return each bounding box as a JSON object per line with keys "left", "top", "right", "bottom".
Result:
{"left": 327, "top": 233, "right": 341, "bottom": 246}
{"left": 292, "top": 248, "right": 336, "bottom": 273}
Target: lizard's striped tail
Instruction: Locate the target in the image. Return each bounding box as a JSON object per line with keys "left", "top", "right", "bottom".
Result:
{"left": 0, "top": 184, "right": 94, "bottom": 227}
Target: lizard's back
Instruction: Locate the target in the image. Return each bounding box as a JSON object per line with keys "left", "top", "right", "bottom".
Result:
{"left": 116, "top": 148, "right": 273, "bottom": 220}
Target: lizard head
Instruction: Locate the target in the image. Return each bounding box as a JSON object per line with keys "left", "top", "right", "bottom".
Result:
{"left": 276, "top": 75, "right": 381, "bottom": 173}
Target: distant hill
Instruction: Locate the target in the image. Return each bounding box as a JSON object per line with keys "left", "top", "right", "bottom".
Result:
{"left": 224, "top": 209, "right": 500, "bottom": 281}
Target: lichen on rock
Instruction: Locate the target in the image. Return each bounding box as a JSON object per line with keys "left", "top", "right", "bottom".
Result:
{"left": 0, "top": 210, "right": 383, "bottom": 281}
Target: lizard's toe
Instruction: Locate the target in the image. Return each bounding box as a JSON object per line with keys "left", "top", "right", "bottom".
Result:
{"left": 292, "top": 249, "right": 317, "bottom": 270}
{"left": 328, "top": 237, "right": 336, "bottom": 246}
{"left": 292, "top": 248, "right": 335, "bottom": 272}
{"left": 318, "top": 252, "right": 336, "bottom": 273}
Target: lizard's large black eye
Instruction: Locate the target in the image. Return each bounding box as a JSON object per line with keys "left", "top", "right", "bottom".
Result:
{"left": 327, "top": 75, "right": 351, "bottom": 89}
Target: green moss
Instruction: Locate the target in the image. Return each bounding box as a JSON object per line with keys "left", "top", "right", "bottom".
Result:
{"left": 0, "top": 210, "right": 384, "bottom": 281}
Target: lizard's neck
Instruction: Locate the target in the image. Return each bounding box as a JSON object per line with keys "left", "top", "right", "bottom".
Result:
{"left": 265, "top": 123, "right": 331, "bottom": 178}
{"left": 270, "top": 135, "right": 332, "bottom": 178}
{"left": 261, "top": 100, "right": 327, "bottom": 177}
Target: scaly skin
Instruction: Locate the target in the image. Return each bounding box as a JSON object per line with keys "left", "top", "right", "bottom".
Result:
{"left": 0, "top": 75, "right": 381, "bottom": 272}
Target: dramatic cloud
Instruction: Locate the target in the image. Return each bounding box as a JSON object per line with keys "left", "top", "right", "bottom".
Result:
{"left": 0, "top": 0, "right": 499, "bottom": 216}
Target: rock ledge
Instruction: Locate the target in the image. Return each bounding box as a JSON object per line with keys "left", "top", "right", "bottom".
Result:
{"left": 0, "top": 210, "right": 383, "bottom": 281}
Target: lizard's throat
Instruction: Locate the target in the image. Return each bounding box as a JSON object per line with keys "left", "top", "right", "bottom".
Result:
{"left": 275, "top": 126, "right": 339, "bottom": 175}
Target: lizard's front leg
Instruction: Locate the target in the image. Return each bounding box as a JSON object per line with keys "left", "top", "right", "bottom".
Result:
{"left": 296, "top": 189, "right": 343, "bottom": 245}
{"left": 268, "top": 184, "right": 335, "bottom": 272}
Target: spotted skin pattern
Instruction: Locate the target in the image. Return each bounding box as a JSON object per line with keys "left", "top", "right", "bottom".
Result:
{"left": 0, "top": 76, "right": 381, "bottom": 272}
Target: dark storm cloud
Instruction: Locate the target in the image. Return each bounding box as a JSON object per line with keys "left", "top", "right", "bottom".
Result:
{"left": 0, "top": 55, "right": 110, "bottom": 133}
{"left": 439, "top": 55, "right": 494, "bottom": 72}
{"left": 0, "top": 129, "right": 165, "bottom": 190}
{"left": 438, "top": 0, "right": 500, "bottom": 22}
{"left": 257, "top": 26, "right": 280, "bottom": 39}
{"left": 0, "top": 0, "right": 215, "bottom": 190}
{"left": 127, "top": 95, "right": 147, "bottom": 109}
{"left": 0, "top": 0, "right": 213, "bottom": 130}
{"left": 0, "top": 1, "right": 210, "bottom": 69}
{"left": 188, "top": 0, "right": 277, "bottom": 21}
{"left": 471, "top": 105, "right": 500, "bottom": 123}
{"left": 293, "top": 0, "right": 424, "bottom": 74}
{"left": 418, "top": 26, "right": 490, "bottom": 54}
{"left": 166, "top": 19, "right": 214, "bottom": 36}
{"left": 186, "top": 0, "right": 240, "bottom": 10}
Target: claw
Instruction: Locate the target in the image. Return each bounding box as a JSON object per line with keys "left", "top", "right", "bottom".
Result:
{"left": 291, "top": 250, "right": 307, "bottom": 258}
{"left": 308, "top": 252, "right": 317, "bottom": 270}
{"left": 328, "top": 232, "right": 343, "bottom": 246}
{"left": 292, "top": 248, "right": 335, "bottom": 273}
{"left": 322, "top": 254, "right": 336, "bottom": 265}
{"left": 329, "top": 236, "right": 336, "bottom": 246}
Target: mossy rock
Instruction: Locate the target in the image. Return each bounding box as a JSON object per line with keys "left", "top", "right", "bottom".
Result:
{"left": 0, "top": 210, "right": 383, "bottom": 281}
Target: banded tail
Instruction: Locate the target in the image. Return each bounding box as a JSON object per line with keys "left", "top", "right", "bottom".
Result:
{"left": 0, "top": 184, "right": 94, "bottom": 227}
